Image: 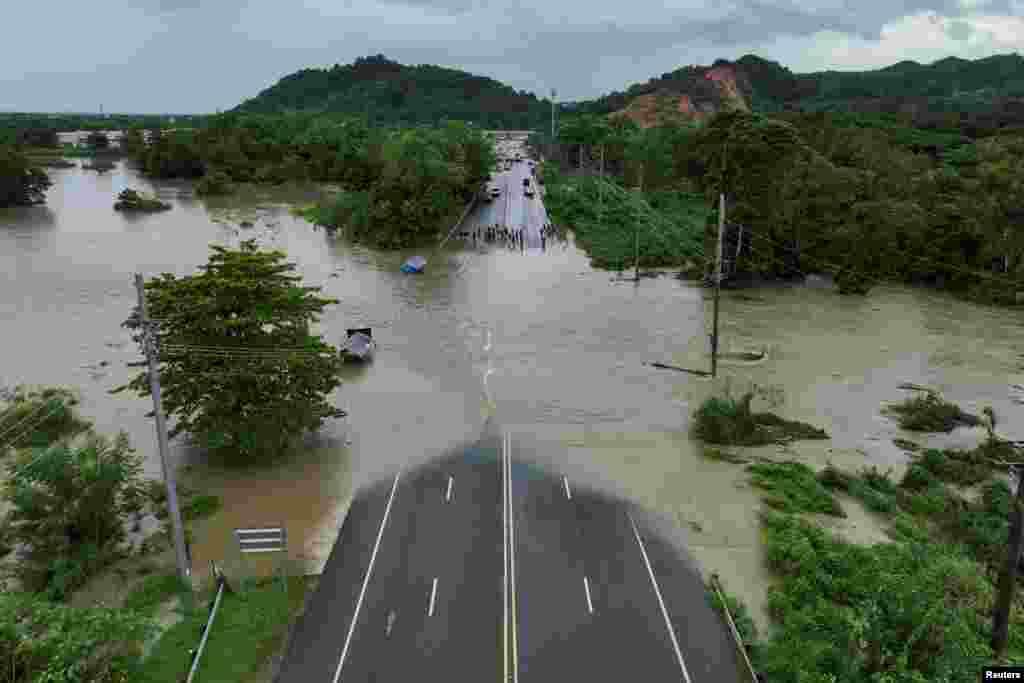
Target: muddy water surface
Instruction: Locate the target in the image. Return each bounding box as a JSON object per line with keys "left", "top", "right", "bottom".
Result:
{"left": 3, "top": 156, "right": 1023, "bottom": 635}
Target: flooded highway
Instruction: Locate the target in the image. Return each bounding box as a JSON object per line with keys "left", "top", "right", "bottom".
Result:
{"left": 3, "top": 138, "right": 1023, "bottom": 631}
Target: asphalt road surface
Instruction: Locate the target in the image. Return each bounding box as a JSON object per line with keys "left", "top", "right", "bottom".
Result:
{"left": 465, "top": 158, "right": 549, "bottom": 252}
{"left": 275, "top": 418, "right": 748, "bottom": 683}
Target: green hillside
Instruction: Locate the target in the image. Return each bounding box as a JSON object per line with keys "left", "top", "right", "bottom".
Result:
{"left": 570, "top": 52, "right": 1024, "bottom": 132}
{"left": 233, "top": 54, "right": 551, "bottom": 129}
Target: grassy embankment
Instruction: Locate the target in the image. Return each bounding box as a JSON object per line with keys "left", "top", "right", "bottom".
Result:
{"left": 1, "top": 386, "right": 303, "bottom": 681}
{"left": 539, "top": 163, "right": 708, "bottom": 272}
{"left": 695, "top": 390, "right": 1024, "bottom": 680}
{"left": 135, "top": 574, "right": 315, "bottom": 683}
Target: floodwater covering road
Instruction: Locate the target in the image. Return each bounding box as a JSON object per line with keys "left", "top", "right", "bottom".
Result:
{"left": 2, "top": 138, "right": 1023, "bottom": 636}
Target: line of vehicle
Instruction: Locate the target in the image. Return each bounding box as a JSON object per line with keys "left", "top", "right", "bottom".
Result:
{"left": 332, "top": 471, "right": 402, "bottom": 683}
{"left": 628, "top": 512, "right": 693, "bottom": 683}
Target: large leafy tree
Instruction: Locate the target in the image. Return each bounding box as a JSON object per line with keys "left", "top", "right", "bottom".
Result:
{"left": 111, "top": 240, "right": 346, "bottom": 461}
{"left": 0, "top": 145, "right": 52, "bottom": 207}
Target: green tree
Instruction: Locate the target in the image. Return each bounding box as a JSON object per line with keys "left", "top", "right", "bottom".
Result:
{"left": 0, "top": 591, "right": 153, "bottom": 682}
{"left": 2, "top": 430, "right": 145, "bottom": 600}
{"left": 121, "top": 127, "right": 145, "bottom": 158}
{"left": 111, "top": 240, "right": 346, "bottom": 461}
{"left": 0, "top": 145, "right": 52, "bottom": 207}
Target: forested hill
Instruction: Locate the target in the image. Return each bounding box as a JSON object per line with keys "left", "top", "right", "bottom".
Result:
{"left": 571, "top": 53, "right": 1024, "bottom": 131}
{"left": 232, "top": 54, "right": 551, "bottom": 129}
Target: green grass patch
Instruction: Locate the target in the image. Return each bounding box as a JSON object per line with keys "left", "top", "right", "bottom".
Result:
{"left": 885, "top": 393, "right": 981, "bottom": 432}
{"left": 747, "top": 461, "right": 845, "bottom": 516}
{"left": 693, "top": 392, "right": 829, "bottom": 446}
{"left": 819, "top": 464, "right": 900, "bottom": 515}
{"left": 914, "top": 447, "right": 993, "bottom": 487}
{"left": 758, "top": 509, "right": 997, "bottom": 681}
{"left": 182, "top": 493, "right": 222, "bottom": 521}
{"left": 124, "top": 573, "right": 191, "bottom": 614}
{"left": 138, "top": 575, "right": 312, "bottom": 683}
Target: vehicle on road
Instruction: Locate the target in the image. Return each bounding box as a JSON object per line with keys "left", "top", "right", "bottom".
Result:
{"left": 490, "top": 186, "right": 501, "bottom": 199}
{"left": 341, "top": 328, "right": 376, "bottom": 362}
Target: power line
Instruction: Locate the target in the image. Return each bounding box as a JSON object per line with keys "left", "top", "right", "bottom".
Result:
{"left": 0, "top": 399, "right": 59, "bottom": 444}
{"left": 740, "top": 220, "right": 1023, "bottom": 291}
{"left": 0, "top": 401, "right": 67, "bottom": 453}
{"left": 157, "top": 343, "right": 336, "bottom": 359}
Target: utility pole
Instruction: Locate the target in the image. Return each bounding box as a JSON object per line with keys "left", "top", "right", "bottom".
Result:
{"left": 711, "top": 194, "right": 725, "bottom": 379}
{"left": 550, "top": 88, "right": 556, "bottom": 158}
{"left": 635, "top": 161, "right": 643, "bottom": 283}
{"left": 134, "top": 273, "right": 191, "bottom": 587}
{"left": 993, "top": 462, "right": 1024, "bottom": 659}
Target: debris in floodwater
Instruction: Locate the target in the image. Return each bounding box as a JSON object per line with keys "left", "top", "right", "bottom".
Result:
{"left": 883, "top": 393, "right": 981, "bottom": 432}
{"left": 700, "top": 447, "right": 751, "bottom": 465}
{"left": 693, "top": 393, "right": 829, "bottom": 446}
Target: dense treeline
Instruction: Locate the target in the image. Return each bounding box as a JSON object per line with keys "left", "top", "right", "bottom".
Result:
{"left": 128, "top": 111, "right": 495, "bottom": 247}
{"left": 0, "top": 112, "right": 203, "bottom": 135}
{"left": 233, "top": 54, "right": 552, "bottom": 129}
{"left": 549, "top": 109, "right": 1024, "bottom": 304}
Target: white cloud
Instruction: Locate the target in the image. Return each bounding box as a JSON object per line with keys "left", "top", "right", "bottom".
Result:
{"left": 0, "top": 0, "right": 1021, "bottom": 111}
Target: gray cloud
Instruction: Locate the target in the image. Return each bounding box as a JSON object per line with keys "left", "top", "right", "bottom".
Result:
{"left": 0, "top": 0, "right": 1018, "bottom": 112}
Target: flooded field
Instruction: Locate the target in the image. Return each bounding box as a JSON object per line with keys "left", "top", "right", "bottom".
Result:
{"left": 3, "top": 152, "right": 1023, "bottom": 632}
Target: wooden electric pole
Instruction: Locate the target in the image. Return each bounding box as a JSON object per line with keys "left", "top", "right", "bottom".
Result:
{"left": 135, "top": 273, "right": 192, "bottom": 587}
{"left": 711, "top": 193, "right": 725, "bottom": 379}
{"left": 993, "top": 462, "right": 1024, "bottom": 659}
{"left": 634, "top": 161, "right": 642, "bottom": 283}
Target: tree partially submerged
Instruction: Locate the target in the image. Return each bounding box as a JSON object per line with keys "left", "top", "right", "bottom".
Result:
{"left": 0, "top": 145, "right": 52, "bottom": 207}
{"left": 111, "top": 240, "right": 346, "bottom": 461}
{"left": 692, "top": 392, "right": 829, "bottom": 446}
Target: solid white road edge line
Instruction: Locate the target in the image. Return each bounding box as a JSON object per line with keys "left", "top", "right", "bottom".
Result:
{"left": 628, "top": 512, "right": 694, "bottom": 683}
{"left": 563, "top": 475, "right": 572, "bottom": 500}
{"left": 446, "top": 475, "right": 453, "bottom": 503}
{"left": 503, "top": 432, "right": 509, "bottom": 683}
{"left": 583, "top": 575, "right": 594, "bottom": 614}
{"left": 507, "top": 432, "right": 519, "bottom": 683}
{"left": 332, "top": 471, "right": 402, "bottom": 683}
{"left": 428, "top": 577, "right": 438, "bottom": 617}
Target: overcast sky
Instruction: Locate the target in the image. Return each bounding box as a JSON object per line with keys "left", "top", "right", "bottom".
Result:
{"left": 2, "top": 0, "right": 1021, "bottom": 113}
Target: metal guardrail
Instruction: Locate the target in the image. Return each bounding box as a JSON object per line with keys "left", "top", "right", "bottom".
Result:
{"left": 710, "top": 573, "right": 761, "bottom": 683}
{"left": 185, "top": 563, "right": 231, "bottom": 683}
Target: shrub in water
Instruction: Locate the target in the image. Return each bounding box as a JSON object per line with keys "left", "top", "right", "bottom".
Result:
{"left": 748, "top": 461, "right": 845, "bottom": 517}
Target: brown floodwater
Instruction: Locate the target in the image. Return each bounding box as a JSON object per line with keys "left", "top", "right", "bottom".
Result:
{"left": 3, "top": 150, "right": 1022, "bottom": 632}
